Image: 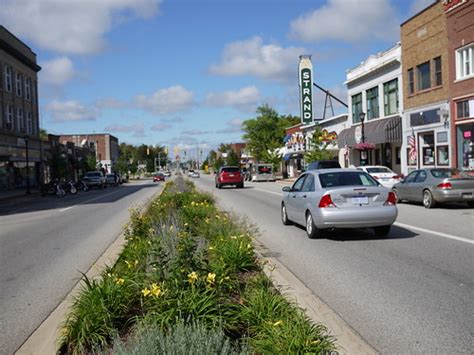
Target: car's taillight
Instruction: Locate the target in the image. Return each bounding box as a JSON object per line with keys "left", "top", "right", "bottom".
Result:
{"left": 384, "top": 191, "right": 397, "bottom": 206}
{"left": 437, "top": 182, "right": 452, "bottom": 189}
{"left": 392, "top": 175, "right": 401, "bottom": 180}
{"left": 373, "top": 176, "right": 380, "bottom": 179}
{"left": 318, "top": 194, "right": 335, "bottom": 208}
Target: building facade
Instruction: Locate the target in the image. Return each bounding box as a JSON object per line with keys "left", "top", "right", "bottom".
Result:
{"left": 446, "top": 0, "right": 474, "bottom": 170}
{"left": 339, "top": 43, "right": 403, "bottom": 173}
{"left": 0, "top": 26, "right": 41, "bottom": 192}
{"left": 401, "top": 1, "right": 451, "bottom": 174}
{"left": 58, "top": 133, "right": 119, "bottom": 173}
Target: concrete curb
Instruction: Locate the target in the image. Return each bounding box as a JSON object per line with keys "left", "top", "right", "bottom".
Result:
{"left": 255, "top": 242, "right": 378, "bottom": 355}
{"left": 15, "top": 185, "right": 165, "bottom": 355}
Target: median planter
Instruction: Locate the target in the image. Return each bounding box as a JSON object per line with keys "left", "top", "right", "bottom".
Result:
{"left": 59, "top": 177, "right": 336, "bottom": 354}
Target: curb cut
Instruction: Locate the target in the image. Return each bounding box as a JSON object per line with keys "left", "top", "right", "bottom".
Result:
{"left": 255, "top": 242, "right": 378, "bottom": 355}
{"left": 15, "top": 185, "right": 165, "bottom": 355}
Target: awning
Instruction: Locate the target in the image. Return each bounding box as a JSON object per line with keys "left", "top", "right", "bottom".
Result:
{"left": 283, "top": 134, "right": 292, "bottom": 143}
{"left": 283, "top": 152, "right": 304, "bottom": 161}
{"left": 337, "top": 115, "right": 402, "bottom": 148}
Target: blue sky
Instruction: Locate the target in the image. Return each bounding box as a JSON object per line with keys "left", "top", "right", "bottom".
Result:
{"left": 0, "top": 0, "right": 434, "bottom": 157}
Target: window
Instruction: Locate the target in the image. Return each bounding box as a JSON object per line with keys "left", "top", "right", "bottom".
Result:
{"left": 5, "top": 105, "right": 13, "bottom": 130}
{"left": 408, "top": 68, "right": 414, "bottom": 95}
{"left": 422, "top": 146, "right": 435, "bottom": 165}
{"left": 25, "top": 78, "right": 31, "bottom": 100}
{"left": 4, "top": 66, "right": 12, "bottom": 92}
{"left": 414, "top": 170, "right": 427, "bottom": 183}
{"left": 395, "top": 147, "right": 401, "bottom": 165}
{"left": 292, "top": 175, "right": 306, "bottom": 191}
{"left": 366, "top": 86, "right": 379, "bottom": 119}
{"left": 319, "top": 171, "right": 378, "bottom": 188}
{"left": 351, "top": 93, "right": 362, "bottom": 123}
{"left": 302, "top": 174, "right": 315, "bottom": 192}
{"left": 436, "top": 146, "right": 449, "bottom": 166}
{"left": 417, "top": 61, "right": 431, "bottom": 91}
{"left": 16, "top": 72, "right": 22, "bottom": 97}
{"left": 404, "top": 171, "right": 418, "bottom": 183}
{"left": 434, "top": 57, "right": 442, "bottom": 86}
{"left": 383, "top": 79, "right": 398, "bottom": 115}
{"left": 456, "top": 44, "right": 473, "bottom": 79}
{"left": 27, "top": 112, "right": 33, "bottom": 134}
{"left": 457, "top": 100, "right": 470, "bottom": 119}
{"left": 16, "top": 108, "right": 24, "bottom": 132}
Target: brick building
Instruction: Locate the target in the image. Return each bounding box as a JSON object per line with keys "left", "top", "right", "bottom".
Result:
{"left": 401, "top": 1, "right": 451, "bottom": 172}
{"left": 58, "top": 133, "right": 119, "bottom": 173}
{"left": 446, "top": 0, "right": 474, "bottom": 170}
{"left": 0, "top": 26, "right": 41, "bottom": 193}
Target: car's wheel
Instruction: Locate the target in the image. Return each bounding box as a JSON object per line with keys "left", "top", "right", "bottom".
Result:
{"left": 392, "top": 188, "right": 401, "bottom": 203}
{"left": 305, "top": 211, "right": 320, "bottom": 239}
{"left": 374, "top": 225, "right": 391, "bottom": 237}
{"left": 423, "top": 190, "right": 436, "bottom": 208}
{"left": 217, "top": 183, "right": 222, "bottom": 189}
{"left": 281, "top": 203, "right": 291, "bottom": 225}
{"left": 238, "top": 183, "right": 244, "bottom": 188}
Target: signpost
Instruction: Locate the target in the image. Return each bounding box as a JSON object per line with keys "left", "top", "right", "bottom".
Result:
{"left": 299, "top": 55, "right": 314, "bottom": 124}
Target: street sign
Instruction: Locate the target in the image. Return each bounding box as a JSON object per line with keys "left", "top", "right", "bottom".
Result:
{"left": 299, "top": 55, "right": 314, "bottom": 124}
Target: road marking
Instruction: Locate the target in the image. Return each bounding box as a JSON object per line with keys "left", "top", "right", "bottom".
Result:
{"left": 394, "top": 222, "right": 474, "bottom": 245}
{"left": 59, "top": 189, "right": 126, "bottom": 212}
{"left": 250, "top": 187, "right": 282, "bottom": 197}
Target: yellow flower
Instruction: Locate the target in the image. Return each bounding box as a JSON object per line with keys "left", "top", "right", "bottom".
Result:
{"left": 188, "top": 271, "right": 199, "bottom": 284}
{"left": 206, "top": 272, "right": 216, "bottom": 284}
{"left": 273, "top": 320, "right": 283, "bottom": 326}
{"left": 115, "top": 278, "right": 125, "bottom": 285}
{"left": 247, "top": 243, "right": 252, "bottom": 249}
{"left": 184, "top": 222, "right": 188, "bottom": 227}
{"left": 208, "top": 246, "right": 214, "bottom": 251}
{"left": 170, "top": 225, "right": 174, "bottom": 230}
{"left": 125, "top": 260, "right": 133, "bottom": 269}
{"left": 150, "top": 283, "right": 163, "bottom": 297}
{"left": 141, "top": 288, "right": 151, "bottom": 297}
{"left": 230, "top": 236, "right": 237, "bottom": 240}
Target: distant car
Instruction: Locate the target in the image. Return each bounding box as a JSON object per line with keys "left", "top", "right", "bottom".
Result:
{"left": 163, "top": 170, "right": 172, "bottom": 177}
{"left": 187, "top": 169, "right": 195, "bottom": 177}
{"left": 153, "top": 172, "right": 165, "bottom": 182}
{"left": 306, "top": 160, "right": 341, "bottom": 171}
{"left": 281, "top": 169, "right": 397, "bottom": 238}
{"left": 357, "top": 165, "right": 401, "bottom": 188}
{"left": 392, "top": 168, "right": 474, "bottom": 208}
{"left": 190, "top": 171, "right": 200, "bottom": 178}
{"left": 215, "top": 166, "right": 244, "bottom": 189}
{"left": 83, "top": 171, "right": 106, "bottom": 189}
{"left": 106, "top": 173, "right": 118, "bottom": 186}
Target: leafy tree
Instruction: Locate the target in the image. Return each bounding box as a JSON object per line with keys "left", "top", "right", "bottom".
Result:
{"left": 84, "top": 154, "right": 97, "bottom": 171}
{"left": 304, "top": 125, "right": 336, "bottom": 163}
{"left": 213, "top": 156, "right": 224, "bottom": 171}
{"left": 226, "top": 149, "right": 240, "bottom": 166}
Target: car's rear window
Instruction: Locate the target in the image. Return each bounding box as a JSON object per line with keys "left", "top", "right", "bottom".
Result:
{"left": 257, "top": 166, "right": 272, "bottom": 174}
{"left": 319, "top": 172, "right": 378, "bottom": 188}
{"left": 430, "top": 168, "right": 464, "bottom": 178}
{"left": 222, "top": 167, "right": 240, "bottom": 173}
{"left": 86, "top": 172, "right": 101, "bottom": 177}
{"left": 367, "top": 167, "right": 392, "bottom": 173}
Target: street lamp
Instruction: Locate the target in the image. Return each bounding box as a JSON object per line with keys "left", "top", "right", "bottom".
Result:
{"left": 24, "top": 135, "right": 31, "bottom": 194}
{"left": 359, "top": 112, "right": 366, "bottom": 144}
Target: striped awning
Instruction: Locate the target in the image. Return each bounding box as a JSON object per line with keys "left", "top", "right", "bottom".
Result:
{"left": 337, "top": 115, "right": 402, "bottom": 148}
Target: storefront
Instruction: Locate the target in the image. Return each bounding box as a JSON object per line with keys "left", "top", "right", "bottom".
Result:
{"left": 282, "top": 130, "right": 306, "bottom": 178}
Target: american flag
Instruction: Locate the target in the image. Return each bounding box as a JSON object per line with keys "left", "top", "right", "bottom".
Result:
{"left": 408, "top": 129, "right": 417, "bottom": 162}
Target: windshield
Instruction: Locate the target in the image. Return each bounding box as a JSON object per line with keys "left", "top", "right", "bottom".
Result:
{"left": 319, "top": 172, "right": 379, "bottom": 188}
{"left": 366, "top": 167, "right": 392, "bottom": 173}
{"left": 222, "top": 167, "right": 240, "bottom": 173}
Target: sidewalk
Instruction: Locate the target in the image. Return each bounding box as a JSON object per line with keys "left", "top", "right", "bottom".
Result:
{"left": 0, "top": 188, "right": 42, "bottom": 205}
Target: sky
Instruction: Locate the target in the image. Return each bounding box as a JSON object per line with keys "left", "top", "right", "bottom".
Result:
{"left": 0, "top": 0, "right": 435, "bottom": 158}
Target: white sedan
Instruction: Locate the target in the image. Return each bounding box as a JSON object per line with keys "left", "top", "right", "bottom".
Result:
{"left": 357, "top": 165, "right": 401, "bottom": 189}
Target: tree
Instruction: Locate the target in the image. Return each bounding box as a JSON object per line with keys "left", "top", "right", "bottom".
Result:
{"left": 213, "top": 156, "right": 224, "bottom": 171}
{"left": 226, "top": 149, "right": 240, "bottom": 166}
{"left": 84, "top": 154, "right": 97, "bottom": 171}
{"left": 304, "top": 125, "right": 336, "bottom": 163}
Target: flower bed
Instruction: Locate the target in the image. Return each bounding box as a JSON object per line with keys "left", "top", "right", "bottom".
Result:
{"left": 59, "top": 177, "right": 336, "bottom": 354}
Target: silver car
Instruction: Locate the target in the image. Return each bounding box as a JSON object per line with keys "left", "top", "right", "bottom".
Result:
{"left": 281, "top": 169, "right": 398, "bottom": 238}
{"left": 392, "top": 168, "right": 474, "bottom": 208}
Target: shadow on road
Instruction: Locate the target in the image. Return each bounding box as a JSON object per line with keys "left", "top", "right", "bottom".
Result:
{"left": 398, "top": 201, "right": 473, "bottom": 210}
{"left": 0, "top": 182, "right": 162, "bottom": 217}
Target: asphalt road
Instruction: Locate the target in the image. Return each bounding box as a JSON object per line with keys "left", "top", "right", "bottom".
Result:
{"left": 0, "top": 180, "right": 163, "bottom": 355}
{"left": 190, "top": 174, "right": 474, "bottom": 354}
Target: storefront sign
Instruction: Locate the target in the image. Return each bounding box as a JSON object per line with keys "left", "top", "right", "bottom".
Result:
{"left": 299, "top": 55, "right": 314, "bottom": 124}
{"left": 443, "top": 0, "right": 466, "bottom": 12}
{"left": 354, "top": 126, "right": 362, "bottom": 144}
{"left": 319, "top": 129, "right": 338, "bottom": 143}
{"left": 464, "top": 131, "right": 472, "bottom": 138}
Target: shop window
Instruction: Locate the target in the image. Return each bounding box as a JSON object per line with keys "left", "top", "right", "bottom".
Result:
{"left": 422, "top": 146, "right": 435, "bottom": 165}
{"left": 456, "top": 43, "right": 473, "bottom": 80}
{"left": 395, "top": 147, "right": 401, "bottom": 165}
{"left": 383, "top": 79, "right": 398, "bottom": 115}
{"left": 417, "top": 61, "right": 431, "bottom": 91}
{"left": 434, "top": 56, "right": 442, "bottom": 86}
{"left": 436, "top": 146, "right": 449, "bottom": 166}
{"left": 406, "top": 148, "right": 417, "bottom": 166}
{"left": 366, "top": 86, "right": 379, "bottom": 119}
{"left": 457, "top": 124, "right": 474, "bottom": 169}
{"left": 408, "top": 68, "right": 414, "bottom": 95}
{"left": 352, "top": 93, "right": 362, "bottom": 123}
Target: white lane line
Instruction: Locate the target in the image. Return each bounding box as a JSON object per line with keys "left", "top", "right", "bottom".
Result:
{"left": 248, "top": 186, "right": 474, "bottom": 245}
{"left": 59, "top": 189, "right": 126, "bottom": 212}
{"left": 394, "top": 222, "right": 474, "bottom": 245}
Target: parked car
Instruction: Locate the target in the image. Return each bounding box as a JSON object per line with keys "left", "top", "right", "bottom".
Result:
{"left": 163, "top": 170, "right": 172, "bottom": 177}
{"left": 105, "top": 173, "right": 119, "bottom": 186}
{"left": 357, "top": 165, "right": 402, "bottom": 188}
{"left": 392, "top": 168, "right": 474, "bottom": 208}
{"left": 190, "top": 170, "right": 200, "bottom": 178}
{"left": 306, "top": 160, "right": 341, "bottom": 171}
{"left": 281, "top": 169, "right": 398, "bottom": 238}
{"left": 153, "top": 172, "right": 165, "bottom": 182}
{"left": 187, "top": 169, "right": 195, "bottom": 177}
{"left": 83, "top": 171, "right": 106, "bottom": 189}
{"left": 215, "top": 166, "right": 244, "bottom": 189}
{"left": 248, "top": 164, "right": 276, "bottom": 182}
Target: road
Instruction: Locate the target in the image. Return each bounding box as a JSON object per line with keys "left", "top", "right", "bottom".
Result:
{"left": 190, "top": 174, "right": 474, "bottom": 354}
{"left": 0, "top": 180, "right": 163, "bottom": 355}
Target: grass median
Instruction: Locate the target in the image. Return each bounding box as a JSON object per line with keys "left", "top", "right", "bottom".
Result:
{"left": 59, "top": 177, "right": 336, "bottom": 354}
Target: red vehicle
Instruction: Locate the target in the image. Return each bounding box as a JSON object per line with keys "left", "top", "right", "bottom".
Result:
{"left": 215, "top": 166, "right": 244, "bottom": 189}
{"left": 153, "top": 172, "right": 165, "bottom": 182}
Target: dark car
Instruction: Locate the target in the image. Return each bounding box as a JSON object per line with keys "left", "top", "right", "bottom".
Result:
{"left": 307, "top": 160, "right": 341, "bottom": 171}
{"left": 392, "top": 168, "right": 474, "bottom": 208}
{"left": 105, "top": 173, "right": 119, "bottom": 186}
{"left": 153, "top": 172, "right": 165, "bottom": 182}
{"left": 215, "top": 166, "right": 244, "bottom": 189}
{"left": 83, "top": 171, "right": 106, "bottom": 189}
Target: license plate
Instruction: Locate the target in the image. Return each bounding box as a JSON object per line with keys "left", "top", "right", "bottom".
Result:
{"left": 462, "top": 193, "right": 473, "bottom": 199}
{"left": 229, "top": 174, "right": 234, "bottom": 177}
{"left": 352, "top": 196, "right": 368, "bottom": 204}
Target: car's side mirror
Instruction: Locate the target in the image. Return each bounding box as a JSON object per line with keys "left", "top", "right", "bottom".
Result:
{"left": 282, "top": 186, "right": 291, "bottom": 192}
{"left": 400, "top": 178, "right": 405, "bottom": 183}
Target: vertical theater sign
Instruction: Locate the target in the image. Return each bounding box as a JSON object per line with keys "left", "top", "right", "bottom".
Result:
{"left": 299, "top": 55, "right": 314, "bottom": 125}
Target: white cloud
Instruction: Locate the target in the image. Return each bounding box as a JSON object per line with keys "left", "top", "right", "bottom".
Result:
{"left": 150, "top": 123, "right": 172, "bottom": 131}
{"left": 409, "top": 0, "right": 435, "bottom": 15}
{"left": 205, "top": 86, "right": 262, "bottom": 112}
{"left": 135, "top": 86, "right": 195, "bottom": 115}
{"left": 104, "top": 123, "right": 145, "bottom": 138}
{"left": 289, "top": 0, "right": 399, "bottom": 43}
{"left": 46, "top": 100, "right": 98, "bottom": 122}
{"left": 209, "top": 37, "right": 307, "bottom": 82}
{"left": 0, "top": 0, "right": 161, "bottom": 54}
{"left": 40, "top": 57, "right": 76, "bottom": 86}
{"left": 215, "top": 118, "right": 243, "bottom": 134}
